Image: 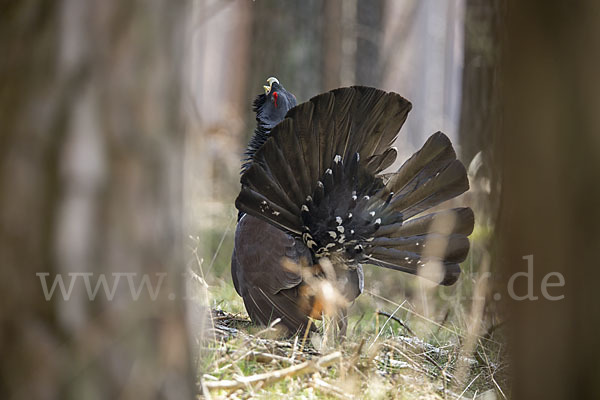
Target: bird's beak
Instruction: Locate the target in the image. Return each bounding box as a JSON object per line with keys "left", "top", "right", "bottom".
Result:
{"left": 264, "top": 77, "right": 279, "bottom": 95}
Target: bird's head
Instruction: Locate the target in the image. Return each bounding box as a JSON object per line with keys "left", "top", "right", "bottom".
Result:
{"left": 253, "top": 77, "right": 297, "bottom": 129}
{"left": 242, "top": 77, "right": 297, "bottom": 174}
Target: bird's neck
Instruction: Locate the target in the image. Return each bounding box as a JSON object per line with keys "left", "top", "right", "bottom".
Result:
{"left": 241, "top": 120, "right": 273, "bottom": 173}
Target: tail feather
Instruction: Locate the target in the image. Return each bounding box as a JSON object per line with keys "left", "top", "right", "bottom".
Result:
{"left": 389, "top": 159, "right": 469, "bottom": 219}
{"left": 273, "top": 119, "right": 314, "bottom": 196}
{"left": 385, "top": 132, "right": 457, "bottom": 194}
{"left": 369, "top": 234, "right": 470, "bottom": 262}
{"left": 241, "top": 156, "right": 300, "bottom": 215}
{"left": 365, "top": 147, "right": 398, "bottom": 175}
{"left": 292, "top": 101, "right": 320, "bottom": 186}
{"left": 365, "top": 248, "right": 462, "bottom": 286}
{"left": 376, "top": 207, "right": 475, "bottom": 238}
{"left": 236, "top": 86, "right": 472, "bottom": 286}
{"left": 312, "top": 92, "right": 336, "bottom": 175}
{"left": 259, "top": 135, "right": 305, "bottom": 205}
{"left": 366, "top": 207, "right": 474, "bottom": 285}
{"left": 236, "top": 187, "right": 302, "bottom": 234}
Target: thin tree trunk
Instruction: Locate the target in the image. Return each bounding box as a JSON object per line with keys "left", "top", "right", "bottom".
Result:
{"left": 355, "top": 0, "right": 383, "bottom": 87}
{"left": 458, "top": 0, "right": 502, "bottom": 166}
{"left": 321, "top": 0, "right": 343, "bottom": 91}
{"left": 458, "top": 0, "right": 503, "bottom": 223}
{"left": 0, "top": 1, "right": 196, "bottom": 398}
{"left": 247, "top": 0, "right": 322, "bottom": 105}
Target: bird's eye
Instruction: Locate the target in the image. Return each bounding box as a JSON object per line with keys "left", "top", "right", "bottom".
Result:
{"left": 272, "top": 92, "right": 278, "bottom": 108}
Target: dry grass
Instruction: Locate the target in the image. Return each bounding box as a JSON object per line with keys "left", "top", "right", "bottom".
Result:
{"left": 188, "top": 242, "right": 509, "bottom": 399}
{"left": 196, "top": 302, "right": 508, "bottom": 399}
{"left": 189, "top": 171, "right": 508, "bottom": 399}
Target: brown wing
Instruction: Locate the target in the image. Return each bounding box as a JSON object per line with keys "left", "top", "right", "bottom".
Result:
{"left": 231, "top": 214, "right": 315, "bottom": 333}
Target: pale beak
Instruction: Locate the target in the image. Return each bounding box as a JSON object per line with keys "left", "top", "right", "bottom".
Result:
{"left": 264, "top": 76, "right": 279, "bottom": 95}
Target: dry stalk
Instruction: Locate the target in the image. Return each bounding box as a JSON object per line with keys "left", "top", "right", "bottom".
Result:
{"left": 204, "top": 351, "right": 342, "bottom": 392}
{"left": 309, "top": 376, "right": 353, "bottom": 399}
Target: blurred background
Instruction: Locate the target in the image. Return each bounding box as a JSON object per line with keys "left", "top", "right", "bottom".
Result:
{"left": 189, "top": 0, "right": 499, "bottom": 309}
{"left": 2, "top": 0, "right": 600, "bottom": 399}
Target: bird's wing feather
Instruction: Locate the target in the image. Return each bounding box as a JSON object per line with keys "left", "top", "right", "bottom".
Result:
{"left": 232, "top": 214, "right": 316, "bottom": 333}
{"left": 232, "top": 215, "right": 307, "bottom": 296}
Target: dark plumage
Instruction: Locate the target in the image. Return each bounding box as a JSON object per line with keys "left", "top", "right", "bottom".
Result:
{"left": 242, "top": 79, "right": 297, "bottom": 173}
{"left": 232, "top": 78, "right": 474, "bottom": 335}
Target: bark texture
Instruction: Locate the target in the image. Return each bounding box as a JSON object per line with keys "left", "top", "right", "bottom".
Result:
{"left": 0, "top": 1, "right": 196, "bottom": 399}
{"left": 499, "top": 1, "right": 600, "bottom": 399}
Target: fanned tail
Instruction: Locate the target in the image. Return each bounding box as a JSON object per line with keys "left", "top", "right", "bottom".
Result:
{"left": 236, "top": 86, "right": 473, "bottom": 286}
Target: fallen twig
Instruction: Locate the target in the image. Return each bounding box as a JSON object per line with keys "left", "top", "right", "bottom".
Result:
{"left": 309, "top": 376, "right": 353, "bottom": 399}
{"left": 377, "top": 310, "right": 415, "bottom": 336}
{"left": 246, "top": 351, "right": 297, "bottom": 365}
{"left": 204, "top": 351, "right": 342, "bottom": 392}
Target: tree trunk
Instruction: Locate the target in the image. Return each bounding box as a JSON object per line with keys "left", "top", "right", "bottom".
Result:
{"left": 458, "top": 0, "right": 502, "bottom": 166}
{"left": 321, "top": 0, "right": 343, "bottom": 91}
{"left": 247, "top": 0, "right": 323, "bottom": 105}
{"left": 499, "top": 1, "right": 600, "bottom": 399}
{"left": 355, "top": 0, "right": 383, "bottom": 87}
{"left": 458, "top": 0, "right": 503, "bottom": 224}
{"left": 0, "top": 1, "right": 196, "bottom": 398}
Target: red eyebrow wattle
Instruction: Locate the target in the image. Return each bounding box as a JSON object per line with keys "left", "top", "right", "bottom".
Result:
{"left": 273, "top": 92, "right": 278, "bottom": 108}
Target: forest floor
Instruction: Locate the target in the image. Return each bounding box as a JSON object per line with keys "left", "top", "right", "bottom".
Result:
{"left": 195, "top": 281, "right": 509, "bottom": 399}
{"left": 192, "top": 207, "right": 509, "bottom": 399}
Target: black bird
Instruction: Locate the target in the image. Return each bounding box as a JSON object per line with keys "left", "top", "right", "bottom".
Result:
{"left": 232, "top": 77, "right": 474, "bottom": 335}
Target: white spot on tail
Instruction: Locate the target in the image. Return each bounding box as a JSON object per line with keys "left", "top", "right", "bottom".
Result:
{"left": 325, "top": 168, "right": 332, "bottom": 175}
{"left": 301, "top": 205, "right": 309, "bottom": 212}
{"left": 272, "top": 211, "right": 280, "bottom": 216}
{"left": 328, "top": 231, "right": 337, "bottom": 239}
{"left": 336, "top": 226, "right": 344, "bottom": 233}
{"left": 336, "top": 216, "right": 342, "bottom": 224}
{"left": 375, "top": 218, "right": 381, "bottom": 224}
{"left": 369, "top": 211, "right": 375, "bottom": 217}
{"left": 334, "top": 154, "right": 342, "bottom": 163}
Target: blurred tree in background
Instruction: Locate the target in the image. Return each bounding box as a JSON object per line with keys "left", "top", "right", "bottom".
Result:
{"left": 499, "top": 1, "right": 600, "bottom": 399}
{"left": 0, "top": 1, "right": 196, "bottom": 398}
